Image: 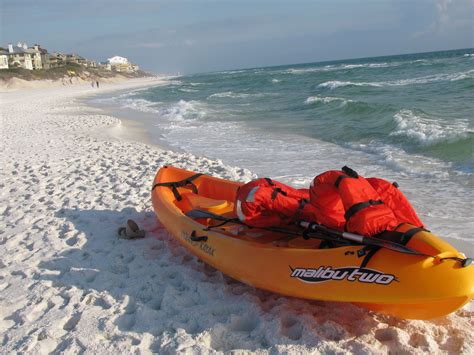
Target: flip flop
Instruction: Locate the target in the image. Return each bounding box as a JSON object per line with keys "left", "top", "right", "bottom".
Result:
{"left": 118, "top": 219, "right": 146, "bottom": 239}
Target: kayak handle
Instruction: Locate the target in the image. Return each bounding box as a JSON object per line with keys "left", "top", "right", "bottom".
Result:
{"left": 190, "top": 231, "right": 208, "bottom": 242}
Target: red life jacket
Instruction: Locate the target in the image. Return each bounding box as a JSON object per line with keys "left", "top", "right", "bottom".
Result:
{"left": 366, "top": 177, "right": 423, "bottom": 228}
{"left": 309, "top": 166, "right": 423, "bottom": 237}
{"left": 235, "top": 178, "right": 315, "bottom": 228}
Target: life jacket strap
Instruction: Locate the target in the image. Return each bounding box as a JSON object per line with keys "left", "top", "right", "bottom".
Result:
{"left": 271, "top": 187, "right": 287, "bottom": 200}
{"left": 264, "top": 177, "right": 275, "bottom": 186}
{"left": 334, "top": 175, "right": 347, "bottom": 188}
{"left": 293, "top": 198, "right": 309, "bottom": 222}
{"left": 335, "top": 166, "right": 359, "bottom": 188}
{"left": 341, "top": 166, "right": 359, "bottom": 178}
{"left": 344, "top": 199, "right": 384, "bottom": 221}
{"left": 152, "top": 173, "right": 203, "bottom": 201}
{"left": 399, "top": 226, "right": 428, "bottom": 244}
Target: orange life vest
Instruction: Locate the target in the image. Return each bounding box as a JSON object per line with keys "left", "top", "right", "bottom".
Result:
{"left": 235, "top": 178, "right": 314, "bottom": 228}
{"left": 309, "top": 166, "right": 423, "bottom": 237}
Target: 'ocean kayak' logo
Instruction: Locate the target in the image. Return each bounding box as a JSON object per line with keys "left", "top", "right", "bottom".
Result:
{"left": 181, "top": 231, "right": 215, "bottom": 257}
{"left": 290, "top": 266, "right": 397, "bottom": 285}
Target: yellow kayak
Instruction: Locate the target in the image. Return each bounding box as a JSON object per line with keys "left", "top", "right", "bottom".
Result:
{"left": 151, "top": 166, "right": 473, "bottom": 319}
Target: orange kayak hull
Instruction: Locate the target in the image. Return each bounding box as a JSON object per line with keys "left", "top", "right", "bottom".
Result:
{"left": 151, "top": 166, "right": 474, "bottom": 319}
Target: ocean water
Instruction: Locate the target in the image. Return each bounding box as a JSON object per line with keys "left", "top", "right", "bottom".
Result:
{"left": 91, "top": 49, "right": 474, "bottom": 245}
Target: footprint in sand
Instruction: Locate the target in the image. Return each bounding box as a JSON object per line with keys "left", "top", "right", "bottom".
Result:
{"left": 115, "top": 313, "right": 136, "bottom": 331}
{"left": 62, "top": 312, "right": 82, "bottom": 331}
{"left": 280, "top": 315, "right": 303, "bottom": 341}
{"left": 11, "top": 270, "right": 28, "bottom": 279}
{"left": 409, "top": 332, "right": 430, "bottom": 348}
{"left": 25, "top": 298, "right": 53, "bottom": 323}
{"left": 228, "top": 314, "right": 259, "bottom": 333}
{"left": 93, "top": 296, "right": 112, "bottom": 310}
{"left": 65, "top": 236, "right": 78, "bottom": 246}
{"left": 374, "top": 327, "right": 400, "bottom": 342}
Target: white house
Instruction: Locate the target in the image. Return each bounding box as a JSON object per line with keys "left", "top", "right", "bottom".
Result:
{"left": 106, "top": 55, "right": 140, "bottom": 73}
{"left": 107, "top": 56, "right": 129, "bottom": 65}
{"left": 0, "top": 51, "right": 8, "bottom": 69}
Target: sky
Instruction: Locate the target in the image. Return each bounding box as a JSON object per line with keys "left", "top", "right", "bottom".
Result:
{"left": 1, "top": 0, "right": 473, "bottom": 74}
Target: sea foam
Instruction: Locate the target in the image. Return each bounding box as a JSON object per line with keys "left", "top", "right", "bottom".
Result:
{"left": 208, "top": 91, "right": 251, "bottom": 99}
{"left": 121, "top": 98, "right": 159, "bottom": 113}
{"left": 390, "top": 109, "right": 471, "bottom": 146}
{"left": 305, "top": 96, "right": 352, "bottom": 105}
{"left": 158, "top": 100, "right": 207, "bottom": 121}
{"left": 208, "top": 91, "right": 274, "bottom": 99}
{"left": 317, "top": 81, "right": 382, "bottom": 89}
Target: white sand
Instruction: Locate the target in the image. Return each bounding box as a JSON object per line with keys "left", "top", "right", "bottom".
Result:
{"left": 0, "top": 79, "right": 472, "bottom": 354}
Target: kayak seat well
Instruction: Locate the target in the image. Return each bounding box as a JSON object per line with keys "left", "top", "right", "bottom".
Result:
{"left": 181, "top": 192, "right": 234, "bottom": 214}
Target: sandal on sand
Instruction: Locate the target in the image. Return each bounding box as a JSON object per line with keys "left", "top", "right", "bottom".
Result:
{"left": 118, "top": 219, "right": 146, "bottom": 239}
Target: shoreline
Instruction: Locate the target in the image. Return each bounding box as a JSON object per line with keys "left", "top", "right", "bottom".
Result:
{"left": 1, "top": 76, "right": 169, "bottom": 149}
{"left": 80, "top": 82, "right": 165, "bottom": 148}
{"left": 1, "top": 79, "right": 472, "bottom": 353}
{"left": 81, "top": 95, "right": 177, "bottom": 151}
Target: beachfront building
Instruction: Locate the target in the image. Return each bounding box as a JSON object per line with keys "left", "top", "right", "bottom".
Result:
{"left": 85, "top": 59, "right": 98, "bottom": 68}
{"left": 98, "top": 62, "right": 112, "bottom": 71}
{"left": 0, "top": 50, "right": 9, "bottom": 69}
{"left": 107, "top": 55, "right": 139, "bottom": 73}
{"left": 107, "top": 55, "right": 129, "bottom": 65}
{"left": 49, "top": 52, "right": 67, "bottom": 68}
{"left": 1, "top": 42, "right": 135, "bottom": 72}
{"left": 112, "top": 62, "right": 130, "bottom": 72}
{"left": 64, "top": 54, "right": 96, "bottom": 68}
{"left": 5, "top": 43, "right": 33, "bottom": 70}
{"left": 38, "top": 46, "right": 51, "bottom": 70}
{"left": 24, "top": 44, "right": 43, "bottom": 70}
{"left": 0, "top": 43, "right": 49, "bottom": 70}
{"left": 66, "top": 54, "right": 81, "bottom": 65}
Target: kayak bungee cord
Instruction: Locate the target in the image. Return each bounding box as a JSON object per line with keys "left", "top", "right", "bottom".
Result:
{"left": 186, "top": 209, "right": 472, "bottom": 267}
{"left": 186, "top": 209, "right": 354, "bottom": 246}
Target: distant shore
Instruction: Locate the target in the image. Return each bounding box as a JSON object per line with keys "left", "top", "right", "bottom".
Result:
{"left": 0, "top": 64, "right": 154, "bottom": 92}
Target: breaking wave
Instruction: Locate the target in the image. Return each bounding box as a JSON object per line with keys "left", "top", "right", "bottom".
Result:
{"left": 318, "top": 70, "right": 474, "bottom": 89}
{"left": 390, "top": 109, "right": 471, "bottom": 146}
{"left": 285, "top": 62, "right": 398, "bottom": 74}
{"left": 121, "top": 98, "right": 159, "bottom": 113}
{"left": 179, "top": 88, "right": 199, "bottom": 93}
{"left": 157, "top": 100, "right": 207, "bottom": 121}
{"left": 305, "top": 96, "right": 352, "bottom": 105}
{"left": 208, "top": 91, "right": 251, "bottom": 99}
{"left": 318, "top": 81, "right": 382, "bottom": 89}
{"left": 208, "top": 91, "right": 274, "bottom": 99}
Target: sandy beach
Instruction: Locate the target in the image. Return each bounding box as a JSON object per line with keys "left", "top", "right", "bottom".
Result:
{"left": 1, "top": 79, "right": 472, "bottom": 354}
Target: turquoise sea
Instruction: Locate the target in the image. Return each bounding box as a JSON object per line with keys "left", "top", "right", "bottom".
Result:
{"left": 91, "top": 49, "right": 474, "bottom": 245}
